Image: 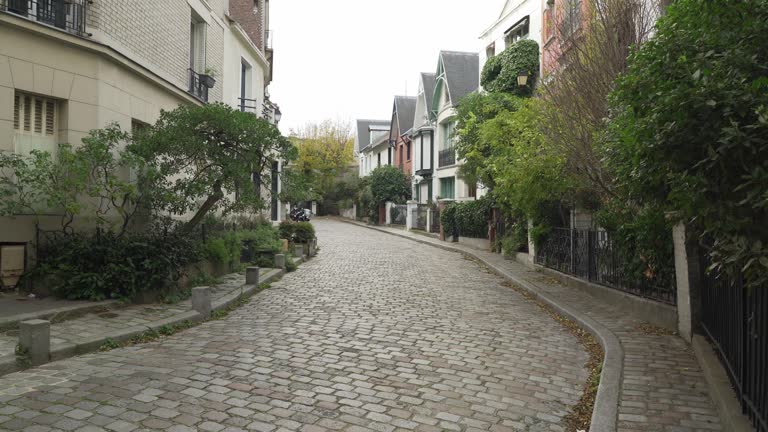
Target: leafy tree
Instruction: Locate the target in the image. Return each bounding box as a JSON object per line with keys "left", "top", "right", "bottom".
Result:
{"left": 481, "top": 39, "right": 540, "bottom": 95}
{"left": 369, "top": 165, "right": 411, "bottom": 206}
{"left": 606, "top": 0, "right": 768, "bottom": 286}
{"left": 131, "top": 103, "right": 295, "bottom": 230}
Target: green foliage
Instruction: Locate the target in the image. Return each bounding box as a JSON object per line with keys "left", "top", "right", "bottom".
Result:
{"left": 500, "top": 220, "right": 529, "bottom": 256}
{"left": 606, "top": 0, "right": 768, "bottom": 286}
{"left": 481, "top": 39, "right": 540, "bottom": 95}
{"left": 455, "top": 92, "right": 524, "bottom": 189}
{"left": 130, "top": 103, "right": 296, "bottom": 230}
{"left": 368, "top": 165, "right": 411, "bottom": 206}
{"left": 285, "top": 256, "right": 298, "bottom": 272}
{"left": 280, "top": 168, "right": 321, "bottom": 205}
{"left": 0, "top": 124, "right": 158, "bottom": 232}
{"left": 203, "top": 224, "right": 281, "bottom": 267}
{"left": 452, "top": 197, "right": 493, "bottom": 238}
{"left": 440, "top": 204, "right": 458, "bottom": 237}
{"left": 14, "top": 344, "right": 31, "bottom": 369}
{"left": 33, "top": 220, "right": 200, "bottom": 301}
{"left": 99, "top": 338, "right": 121, "bottom": 352}
{"left": 278, "top": 221, "right": 295, "bottom": 240}
{"left": 293, "top": 222, "right": 316, "bottom": 243}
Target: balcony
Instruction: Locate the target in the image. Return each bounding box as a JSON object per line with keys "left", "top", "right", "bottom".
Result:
{"left": 1, "top": 0, "right": 89, "bottom": 37}
{"left": 238, "top": 97, "right": 259, "bottom": 114}
{"left": 188, "top": 69, "right": 210, "bottom": 103}
{"left": 438, "top": 147, "right": 456, "bottom": 167}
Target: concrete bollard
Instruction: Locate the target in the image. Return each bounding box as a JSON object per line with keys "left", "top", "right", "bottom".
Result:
{"left": 308, "top": 240, "right": 316, "bottom": 257}
{"left": 294, "top": 244, "right": 304, "bottom": 258}
{"left": 19, "top": 319, "right": 50, "bottom": 366}
{"left": 246, "top": 266, "right": 260, "bottom": 286}
{"left": 191, "top": 287, "right": 212, "bottom": 318}
{"left": 274, "top": 254, "right": 286, "bottom": 269}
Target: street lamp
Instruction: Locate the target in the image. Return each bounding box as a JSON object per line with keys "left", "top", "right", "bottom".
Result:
{"left": 274, "top": 106, "right": 282, "bottom": 124}
{"left": 517, "top": 70, "right": 530, "bottom": 87}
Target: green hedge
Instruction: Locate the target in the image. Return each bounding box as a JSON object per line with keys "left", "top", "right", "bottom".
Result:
{"left": 481, "top": 39, "right": 540, "bottom": 95}
{"left": 278, "top": 221, "right": 315, "bottom": 243}
{"left": 441, "top": 197, "right": 493, "bottom": 239}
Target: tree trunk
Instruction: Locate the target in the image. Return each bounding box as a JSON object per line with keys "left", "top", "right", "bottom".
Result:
{"left": 184, "top": 181, "right": 224, "bottom": 232}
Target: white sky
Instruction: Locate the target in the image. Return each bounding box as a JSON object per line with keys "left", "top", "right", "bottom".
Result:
{"left": 269, "top": 0, "right": 505, "bottom": 134}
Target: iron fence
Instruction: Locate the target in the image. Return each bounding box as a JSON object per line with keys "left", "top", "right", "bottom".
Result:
{"left": 535, "top": 227, "right": 676, "bottom": 305}
{"left": 390, "top": 204, "right": 407, "bottom": 226}
{"left": 1, "top": 0, "right": 88, "bottom": 36}
{"left": 701, "top": 253, "right": 767, "bottom": 432}
{"left": 430, "top": 206, "right": 441, "bottom": 233}
{"left": 411, "top": 205, "right": 428, "bottom": 231}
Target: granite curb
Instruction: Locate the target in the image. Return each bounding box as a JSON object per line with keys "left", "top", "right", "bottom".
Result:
{"left": 344, "top": 219, "right": 623, "bottom": 432}
{"left": 0, "top": 267, "right": 286, "bottom": 377}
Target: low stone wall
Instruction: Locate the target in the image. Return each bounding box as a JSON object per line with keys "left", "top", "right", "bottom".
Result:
{"left": 457, "top": 236, "right": 491, "bottom": 251}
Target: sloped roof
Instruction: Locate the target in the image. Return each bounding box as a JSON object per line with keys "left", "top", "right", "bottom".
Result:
{"left": 393, "top": 96, "right": 417, "bottom": 136}
{"left": 421, "top": 73, "right": 436, "bottom": 110}
{"left": 440, "top": 51, "right": 480, "bottom": 105}
{"left": 356, "top": 119, "right": 390, "bottom": 152}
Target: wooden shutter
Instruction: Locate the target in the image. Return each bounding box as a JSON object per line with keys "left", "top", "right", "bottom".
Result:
{"left": 45, "top": 101, "right": 55, "bottom": 136}
{"left": 13, "top": 94, "right": 20, "bottom": 130}
{"left": 23, "top": 95, "right": 31, "bottom": 131}
{"left": 34, "top": 99, "right": 43, "bottom": 134}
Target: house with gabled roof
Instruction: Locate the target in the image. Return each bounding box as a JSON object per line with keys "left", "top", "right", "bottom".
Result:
{"left": 389, "top": 96, "right": 417, "bottom": 176}
{"left": 355, "top": 119, "right": 391, "bottom": 177}
{"left": 431, "top": 51, "right": 480, "bottom": 202}
{"left": 410, "top": 73, "right": 437, "bottom": 203}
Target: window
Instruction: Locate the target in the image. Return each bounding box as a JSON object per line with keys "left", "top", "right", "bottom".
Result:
{"left": 562, "top": 0, "right": 582, "bottom": 37}
{"left": 440, "top": 177, "right": 455, "bottom": 200}
{"left": 253, "top": 0, "right": 259, "bottom": 14}
{"left": 189, "top": 12, "right": 206, "bottom": 73}
{"left": 504, "top": 16, "right": 530, "bottom": 47}
{"left": 14, "top": 93, "right": 56, "bottom": 137}
{"left": 398, "top": 146, "right": 403, "bottom": 169}
{"left": 377, "top": 152, "right": 381, "bottom": 167}
{"left": 406, "top": 140, "right": 411, "bottom": 161}
{"left": 486, "top": 42, "right": 496, "bottom": 59}
{"left": 442, "top": 121, "right": 455, "bottom": 150}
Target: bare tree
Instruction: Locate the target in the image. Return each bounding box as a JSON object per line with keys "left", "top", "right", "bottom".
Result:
{"left": 538, "top": 0, "right": 663, "bottom": 198}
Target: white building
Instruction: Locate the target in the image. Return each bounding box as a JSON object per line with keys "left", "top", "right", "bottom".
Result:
{"left": 431, "top": 51, "right": 480, "bottom": 202}
{"left": 479, "top": 0, "right": 543, "bottom": 74}
{"left": 410, "top": 73, "right": 436, "bottom": 203}
{"left": 355, "top": 119, "right": 391, "bottom": 177}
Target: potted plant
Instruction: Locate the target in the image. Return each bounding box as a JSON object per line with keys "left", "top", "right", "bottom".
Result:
{"left": 200, "top": 67, "right": 217, "bottom": 88}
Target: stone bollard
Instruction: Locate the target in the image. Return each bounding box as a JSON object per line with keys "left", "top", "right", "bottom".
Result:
{"left": 191, "top": 287, "right": 212, "bottom": 318}
{"left": 246, "top": 266, "right": 260, "bottom": 286}
{"left": 294, "top": 244, "right": 304, "bottom": 258}
{"left": 19, "top": 319, "right": 50, "bottom": 366}
{"left": 309, "top": 240, "right": 316, "bottom": 257}
{"left": 274, "top": 254, "right": 286, "bottom": 269}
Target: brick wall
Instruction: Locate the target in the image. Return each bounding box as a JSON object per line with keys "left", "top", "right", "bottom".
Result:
{"left": 88, "top": 0, "right": 227, "bottom": 102}
{"left": 229, "top": 0, "right": 265, "bottom": 53}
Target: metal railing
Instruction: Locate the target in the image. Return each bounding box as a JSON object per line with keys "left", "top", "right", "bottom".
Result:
{"left": 438, "top": 147, "right": 456, "bottom": 167}
{"left": 411, "top": 205, "right": 428, "bottom": 231}
{"left": 430, "top": 206, "right": 441, "bottom": 233}
{"left": 1, "top": 0, "right": 88, "bottom": 36}
{"left": 535, "top": 227, "right": 677, "bottom": 304}
{"left": 701, "top": 252, "right": 768, "bottom": 432}
{"left": 390, "top": 204, "right": 407, "bottom": 226}
{"left": 238, "top": 97, "right": 259, "bottom": 114}
{"left": 188, "top": 69, "right": 209, "bottom": 103}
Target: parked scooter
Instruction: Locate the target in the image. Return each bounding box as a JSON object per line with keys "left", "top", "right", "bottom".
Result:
{"left": 289, "top": 207, "right": 312, "bottom": 222}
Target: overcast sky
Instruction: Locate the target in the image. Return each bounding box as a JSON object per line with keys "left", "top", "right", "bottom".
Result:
{"left": 270, "top": 0, "right": 505, "bottom": 135}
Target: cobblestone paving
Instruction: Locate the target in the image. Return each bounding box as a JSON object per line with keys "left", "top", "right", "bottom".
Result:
{"left": 0, "top": 274, "right": 250, "bottom": 360}
{"left": 0, "top": 219, "right": 588, "bottom": 432}
{"left": 368, "top": 223, "right": 724, "bottom": 432}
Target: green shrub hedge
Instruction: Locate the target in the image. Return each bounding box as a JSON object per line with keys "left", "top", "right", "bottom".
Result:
{"left": 441, "top": 197, "right": 493, "bottom": 239}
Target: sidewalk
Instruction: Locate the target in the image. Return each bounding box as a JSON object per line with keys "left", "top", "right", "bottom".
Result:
{"left": 352, "top": 221, "right": 723, "bottom": 432}
{"left": 0, "top": 268, "right": 285, "bottom": 379}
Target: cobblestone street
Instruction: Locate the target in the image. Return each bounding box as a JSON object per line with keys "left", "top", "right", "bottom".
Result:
{"left": 0, "top": 219, "right": 588, "bottom": 432}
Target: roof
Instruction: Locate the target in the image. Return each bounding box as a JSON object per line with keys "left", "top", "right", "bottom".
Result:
{"left": 356, "top": 119, "right": 390, "bottom": 152}
{"left": 421, "top": 73, "right": 436, "bottom": 111}
{"left": 393, "top": 96, "right": 417, "bottom": 137}
{"left": 437, "top": 51, "right": 480, "bottom": 108}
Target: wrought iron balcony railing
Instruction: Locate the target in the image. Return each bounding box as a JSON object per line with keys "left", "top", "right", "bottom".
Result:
{"left": 438, "top": 147, "right": 456, "bottom": 167}
{"left": 1, "top": 0, "right": 89, "bottom": 36}
{"left": 238, "top": 97, "right": 259, "bottom": 114}
{"left": 188, "top": 69, "right": 209, "bottom": 103}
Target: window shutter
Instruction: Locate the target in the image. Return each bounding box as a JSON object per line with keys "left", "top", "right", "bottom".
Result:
{"left": 23, "top": 95, "right": 31, "bottom": 131}
{"left": 13, "top": 94, "right": 20, "bottom": 130}
{"left": 45, "top": 101, "right": 55, "bottom": 135}
{"left": 34, "top": 99, "right": 43, "bottom": 134}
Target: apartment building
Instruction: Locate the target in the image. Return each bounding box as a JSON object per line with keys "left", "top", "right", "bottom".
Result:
{"left": 0, "top": 0, "right": 280, "bottom": 244}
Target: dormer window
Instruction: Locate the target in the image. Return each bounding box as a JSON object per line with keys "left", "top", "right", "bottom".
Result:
{"left": 505, "top": 16, "right": 530, "bottom": 47}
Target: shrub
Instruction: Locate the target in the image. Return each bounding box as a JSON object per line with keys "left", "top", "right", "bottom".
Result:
{"left": 34, "top": 224, "right": 200, "bottom": 301}
{"left": 203, "top": 224, "right": 281, "bottom": 267}
{"left": 441, "top": 197, "right": 493, "bottom": 239}
{"left": 278, "top": 221, "right": 295, "bottom": 240}
{"left": 293, "top": 222, "right": 315, "bottom": 243}
{"left": 481, "top": 39, "right": 539, "bottom": 95}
